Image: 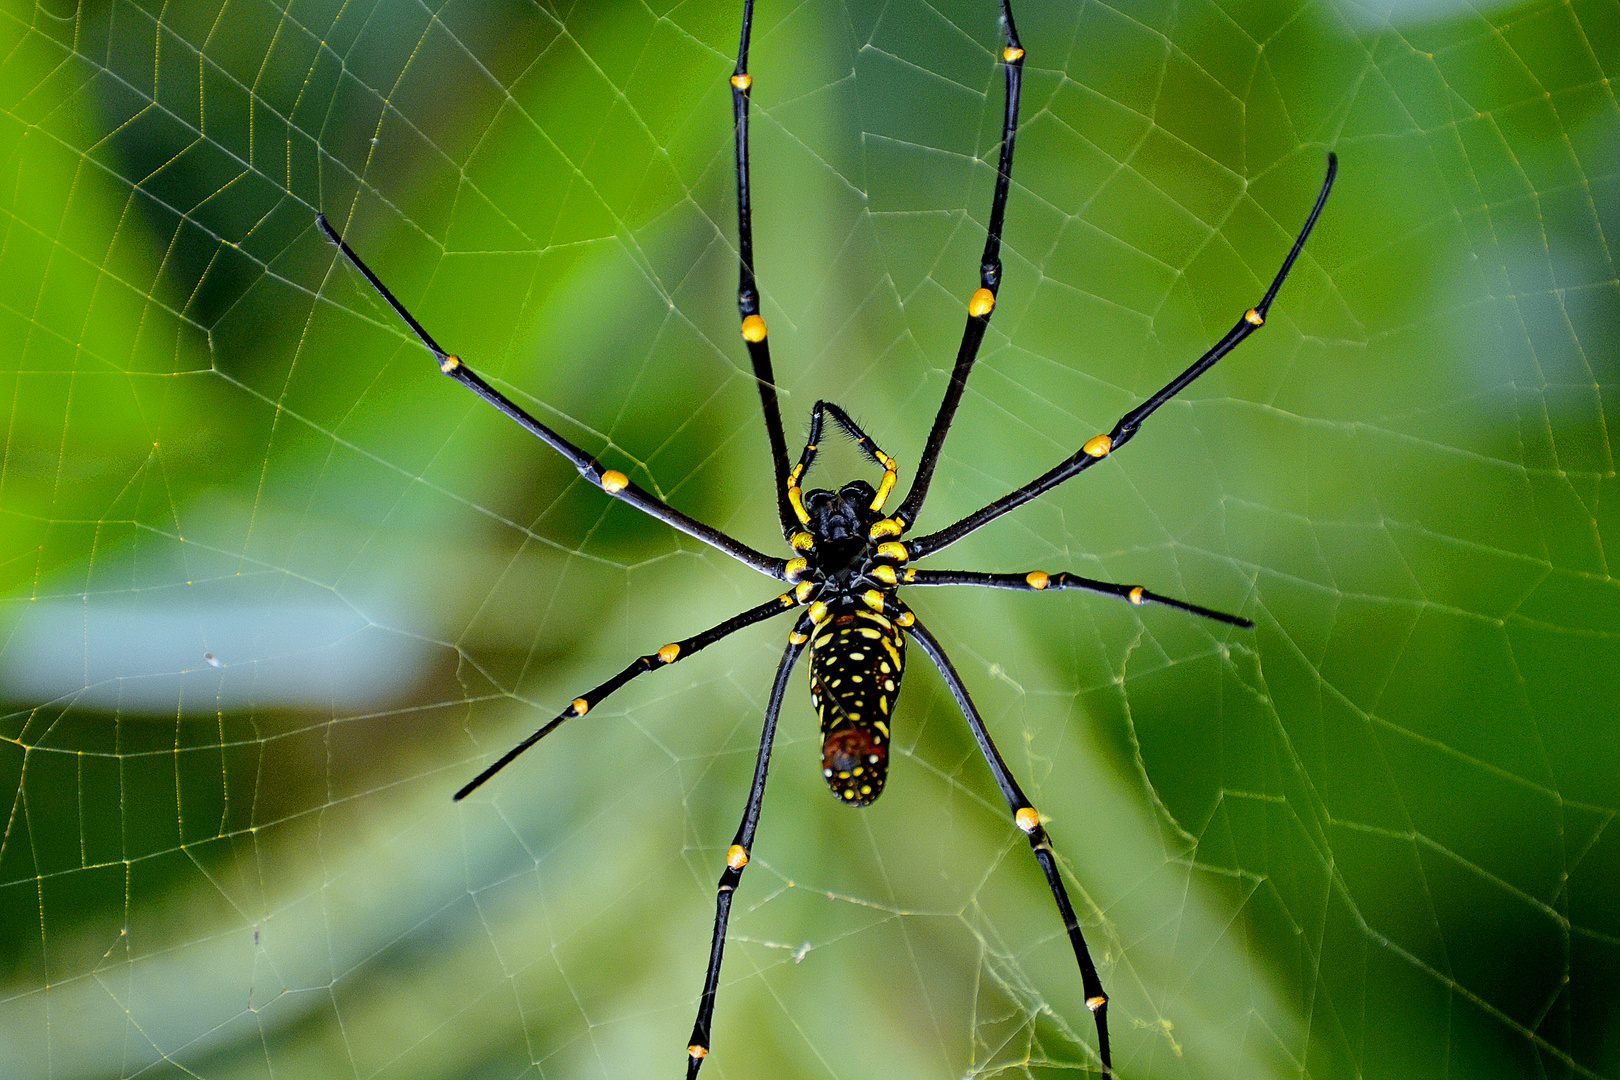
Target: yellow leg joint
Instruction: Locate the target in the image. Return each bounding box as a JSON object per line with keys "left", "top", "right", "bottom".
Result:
{"left": 1025, "top": 570, "right": 1049, "bottom": 589}
{"left": 871, "top": 466, "right": 897, "bottom": 510}
{"left": 790, "top": 530, "right": 814, "bottom": 551}
{"left": 657, "top": 643, "right": 680, "bottom": 663}
{"left": 968, "top": 287, "right": 996, "bottom": 317}
{"left": 600, "top": 469, "right": 629, "bottom": 492}
{"left": 794, "top": 580, "right": 815, "bottom": 602}
{"left": 869, "top": 517, "right": 903, "bottom": 540}
{"left": 726, "top": 844, "right": 749, "bottom": 869}
{"left": 688, "top": 1044, "right": 708, "bottom": 1059}
{"left": 784, "top": 557, "right": 808, "bottom": 582}
{"left": 741, "top": 313, "right": 767, "bottom": 341}
{"left": 1128, "top": 586, "right": 1145, "bottom": 605}
{"left": 730, "top": 73, "right": 751, "bottom": 91}
{"left": 439, "top": 354, "right": 461, "bottom": 373}
{"left": 788, "top": 485, "right": 810, "bottom": 526}
{"left": 1086, "top": 994, "right": 1108, "bottom": 1012}
{"left": 1082, "top": 434, "right": 1112, "bottom": 458}
{"left": 571, "top": 698, "right": 589, "bottom": 715}
{"left": 871, "top": 565, "right": 897, "bottom": 585}
{"left": 1244, "top": 307, "right": 1264, "bottom": 326}
{"left": 875, "top": 541, "right": 908, "bottom": 563}
{"left": 865, "top": 449, "right": 898, "bottom": 511}
{"left": 895, "top": 609, "right": 915, "bottom": 627}
{"left": 1015, "top": 806, "right": 1039, "bottom": 833}
{"left": 1003, "top": 46, "right": 1024, "bottom": 62}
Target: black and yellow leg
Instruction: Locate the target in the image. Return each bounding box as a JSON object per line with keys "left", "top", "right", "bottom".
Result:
{"left": 314, "top": 213, "right": 788, "bottom": 581}
{"left": 729, "top": 0, "right": 797, "bottom": 538}
{"left": 903, "top": 611, "right": 1112, "bottom": 1077}
{"left": 686, "top": 615, "right": 812, "bottom": 1078}
{"left": 893, "top": 0, "right": 1025, "bottom": 526}
{"left": 786, "top": 460, "right": 811, "bottom": 528}
{"left": 903, "top": 152, "right": 1338, "bottom": 562}
{"left": 862, "top": 538, "right": 912, "bottom": 587}
{"left": 452, "top": 591, "right": 809, "bottom": 801}
{"left": 787, "top": 401, "right": 902, "bottom": 525}
{"left": 903, "top": 568, "right": 1253, "bottom": 628}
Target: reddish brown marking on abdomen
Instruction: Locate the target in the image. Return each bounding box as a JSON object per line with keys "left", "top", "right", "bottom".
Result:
{"left": 808, "top": 608, "right": 904, "bottom": 806}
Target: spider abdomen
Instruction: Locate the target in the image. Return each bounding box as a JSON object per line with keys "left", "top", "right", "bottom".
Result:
{"left": 808, "top": 606, "right": 904, "bottom": 806}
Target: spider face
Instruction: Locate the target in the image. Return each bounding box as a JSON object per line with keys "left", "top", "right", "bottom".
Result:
{"left": 316, "top": 0, "right": 1334, "bottom": 1071}
{"left": 799, "top": 482, "right": 888, "bottom": 589}
{"left": 801, "top": 481, "right": 879, "bottom": 547}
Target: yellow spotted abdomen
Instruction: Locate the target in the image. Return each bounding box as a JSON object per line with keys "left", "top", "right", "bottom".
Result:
{"left": 808, "top": 607, "right": 904, "bottom": 806}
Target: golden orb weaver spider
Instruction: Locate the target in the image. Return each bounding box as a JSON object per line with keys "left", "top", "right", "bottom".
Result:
{"left": 316, "top": 0, "right": 1336, "bottom": 1073}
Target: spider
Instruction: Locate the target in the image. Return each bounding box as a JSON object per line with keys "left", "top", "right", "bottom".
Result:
{"left": 316, "top": 0, "right": 1335, "bottom": 1073}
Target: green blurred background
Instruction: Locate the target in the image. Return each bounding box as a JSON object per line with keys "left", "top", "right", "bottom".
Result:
{"left": 1, "top": 0, "right": 1615, "bottom": 1077}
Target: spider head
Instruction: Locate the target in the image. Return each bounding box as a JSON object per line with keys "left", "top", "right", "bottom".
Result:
{"left": 803, "top": 480, "right": 880, "bottom": 544}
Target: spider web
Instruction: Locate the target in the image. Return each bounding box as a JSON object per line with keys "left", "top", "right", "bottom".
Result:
{"left": 1, "top": 0, "right": 1615, "bottom": 1076}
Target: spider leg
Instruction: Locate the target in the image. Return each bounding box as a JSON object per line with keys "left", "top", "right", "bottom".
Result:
{"left": 905, "top": 568, "right": 1253, "bottom": 627}
{"left": 904, "top": 609, "right": 1113, "bottom": 1077}
{"left": 454, "top": 590, "right": 811, "bottom": 801}
{"left": 730, "top": 0, "right": 797, "bottom": 538}
{"left": 315, "top": 214, "right": 787, "bottom": 581}
{"left": 905, "top": 154, "right": 1339, "bottom": 562}
{"left": 787, "top": 402, "right": 900, "bottom": 525}
{"left": 686, "top": 615, "right": 811, "bottom": 1077}
{"left": 892, "top": 0, "right": 1024, "bottom": 531}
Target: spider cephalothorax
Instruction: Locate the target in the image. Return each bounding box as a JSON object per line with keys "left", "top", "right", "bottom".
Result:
{"left": 802, "top": 481, "right": 878, "bottom": 543}
{"left": 317, "top": 0, "right": 1334, "bottom": 1071}
{"left": 795, "top": 481, "right": 884, "bottom": 585}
